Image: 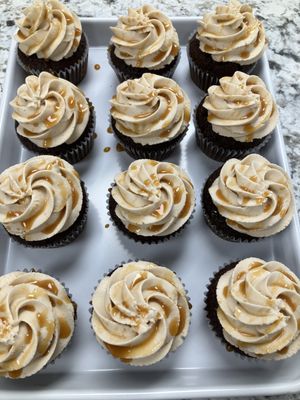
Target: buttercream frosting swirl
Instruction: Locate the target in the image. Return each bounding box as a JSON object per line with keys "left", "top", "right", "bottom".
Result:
{"left": 216, "top": 258, "right": 300, "bottom": 359}
{"left": 197, "top": 0, "right": 267, "bottom": 65}
{"left": 111, "top": 73, "right": 191, "bottom": 145}
{"left": 16, "top": 0, "right": 82, "bottom": 61}
{"left": 91, "top": 261, "right": 190, "bottom": 366}
{"left": 209, "top": 154, "right": 294, "bottom": 237}
{"left": 111, "top": 159, "right": 195, "bottom": 237}
{"left": 0, "top": 155, "right": 83, "bottom": 241}
{"left": 110, "top": 4, "right": 180, "bottom": 69}
{"left": 0, "top": 271, "right": 75, "bottom": 378}
{"left": 203, "top": 71, "right": 278, "bottom": 142}
{"left": 10, "top": 72, "right": 90, "bottom": 148}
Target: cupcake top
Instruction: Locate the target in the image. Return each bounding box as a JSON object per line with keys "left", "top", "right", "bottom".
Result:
{"left": 110, "top": 4, "right": 180, "bottom": 70}
{"left": 111, "top": 159, "right": 195, "bottom": 237}
{"left": 111, "top": 73, "right": 191, "bottom": 145}
{"left": 10, "top": 72, "right": 90, "bottom": 148}
{"left": 15, "top": 0, "right": 82, "bottom": 62}
{"left": 0, "top": 155, "right": 83, "bottom": 241}
{"left": 203, "top": 72, "right": 278, "bottom": 142}
{"left": 91, "top": 261, "right": 190, "bottom": 366}
{"left": 0, "top": 270, "right": 75, "bottom": 378}
{"left": 197, "top": 0, "right": 267, "bottom": 65}
{"left": 209, "top": 154, "right": 294, "bottom": 237}
{"left": 216, "top": 258, "right": 300, "bottom": 360}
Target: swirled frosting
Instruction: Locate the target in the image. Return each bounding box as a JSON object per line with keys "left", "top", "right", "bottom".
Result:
{"left": 216, "top": 258, "right": 300, "bottom": 359}
{"left": 197, "top": 0, "right": 267, "bottom": 65}
{"left": 203, "top": 72, "right": 278, "bottom": 142}
{"left": 110, "top": 4, "right": 180, "bottom": 70}
{"left": 0, "top": 271, "right": 75, "bottom": 378}
{"left": 91, "top": 261, "right": 190, "bottom": 366}
{"left": 16, "top": 0, "right": 82, "bottom": 61}
{"left": 10, "top": 72, "right": 90, "bottom": 148}
{"left": 111, "top": 73, "right": 191, "bottom": 145}
{"left": 0, "top": 155, "right": 83, "bottom": 241}
{"left": 111, "top": 159, "right": 195, "bottom": 237}
{"left": 209, "top": 154, "right": 294, "bottom": 237}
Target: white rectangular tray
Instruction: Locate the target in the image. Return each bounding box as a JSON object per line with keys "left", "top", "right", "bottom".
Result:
{"left": 1, "top": 17, "right": 300, "bottom": 400}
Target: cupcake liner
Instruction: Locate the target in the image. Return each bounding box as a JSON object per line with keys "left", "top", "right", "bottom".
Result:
{"left": 16, "top": 32, "right": 89, "bottom": 86}
{"left": 16, "top": 99, "right": 96, "bottom": 164}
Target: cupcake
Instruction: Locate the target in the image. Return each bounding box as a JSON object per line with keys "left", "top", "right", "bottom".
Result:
{"left": 194, "top": 71, "right": 278, "bottom": 162}
{"left": 110, "top": 73, "right": 191, "bottom": 160}
{"left": 0, "top": 155, "right": 88, "bottom": 248}
{"left": 91, "top": 260, "right": 190, "bottom": 366}
{"left": 10, "top": 72, "right": 95, "bottom": 164}
{"left": 108, "top": 159, "right": 195, "bottom": 243}
{"left": 0, "top": 270, "right": 75, "bottom": 378}
{"left": 108, "top": 4, "right": 180, "bottom": 82}
{"left": 205, "top": 257, "right": 300, "bottom": 360}
{"left": 15, "top": 0, "right": 88, "bottom": 85}
{"left": 202, "top": 154, "right": 295, "bottom": 242}
{"left": 187, "top": 0, "right": 267, "bottom": 91}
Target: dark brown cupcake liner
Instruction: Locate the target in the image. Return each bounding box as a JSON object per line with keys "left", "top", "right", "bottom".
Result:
{"left": 16, "top": 32, "right": 89, "bottom": 86}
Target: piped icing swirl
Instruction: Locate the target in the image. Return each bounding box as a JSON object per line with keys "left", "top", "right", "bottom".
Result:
{"left": 16, "top": 0, "right": 82, "bottom": 61}
{"left": 10, "top": 72, "right": 90, "bottom": 148}
{"left": 0, "top": 155, "right": 83, "bottom": 241}
{"left": 0, "top": 271, "right": 75, "bottom": 378}
{"left": 216, "top": 258, "right": 300, "bottom": 359}
{"left": 110, "top": 4, "right": 180, "bottom": 70}
{"left": 209, "top": 154, "right": 294, "bottom": 237}
{"left": 111, "top": 73, "right": 191, "bottom": 145}
{"left": 203, "top": 72, "right": 278, "bottom": 142}
{"left": 197, "top": 0, "right": 267, "bottom": 65}
{"left": 91, "top": 261, "right": 190, "bottom": 366}
{"left": 111, "top": 159, "right": 195, "bottom": 237}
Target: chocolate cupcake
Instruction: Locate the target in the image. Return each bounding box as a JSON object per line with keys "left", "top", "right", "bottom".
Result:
{"left": 10, "top": 72, "right": 95, "bottom": 164}
{"left": 110, "top": 73, "right": 191, "bottom": 160}
{"left": 15, "top": 0, "right": 88, "bottom": 85}
{"left": 187, "top": 0, "right": 267, "bottom": 91}
{"left": 108, "top": 159, "right": 195, "bottom": 243}
{"left": 195, "top": 72, "right": 278, "bottom": 161}
{"left": 108, "top": 5, "right": 180, "bottom": 82}
{"left": 91, "top": 260, "right": 191, "bottom": 366}
{"left": 0, "top": 270, "right": 76, "bottom": 378}
{"left": 202, "top": 154, "right": 295, "bottom": 242}
{"left": 0, "top": 155, "right": 88, "bottom": 248}
{"left": 205, "top": 257, "right": 300, "bottom": 360}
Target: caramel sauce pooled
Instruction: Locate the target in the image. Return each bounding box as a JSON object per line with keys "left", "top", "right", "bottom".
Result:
{"left": 236, "top": 271, "right": 245, "bottom": 281}
{"left": 216, "top": 189, "right": 228, "bottom": 203}
{"left": 160, "top": 106, "right": 172, "bottom": 121}
{"left": 171, "top": 43, "right": 179, "bottom": 57}
{"left": 152, "top": 202, "right": 167, "bottom": 218}
{"left": 59, "top": 318, "right": 71, "bottom": 339}
{"left": 25, "top": 328, "right": 32, "bottom": 344}
{"left": 240, "top": 281, "right": 246, "bottom": 296}
{"left": 259, "top": 97, "right": 267, "bottom": 116}
{"left": 240, "top": 51, "right": 250, "bottom": 59}
{"left": 131, "top": 272, "right": 148, "bottom": 289}
{"left": 68, "top": 96, "right": 75, "bottom": 109}
{"left": 223, "top": 286, "right": 229, "bottom": 298}
{"left": 159, "top": 129, "right": 171, "bottom": 138}
{"left": 77, "top": 102, "right": 88, "bottom": 124}
{"left": 103, "top": 147, "right": 111, "bottom": 153}
{"left": 43, "top": 138, "right": 52, "bottom": 148}
{"left": 249, "top": 176, "right": 257, "bottom": 182}
{"left": 184, "top": 108, "right": 190, "bottom": 123}
{"left": 177, "top": 305, "right": 186, "bottom": 336}
{"left": 153, "top": 51, "right": 167, "bottom": 63}
{"left": 263, "top": 201, "right": 272, "bottom": 212}
{"left": 244, "top": 124, "right": 255, "bottom": 134}
{"left": 65, "top": 15, "right": 73, "bottom": 24}
{"left": 23, "top": 128, "right": 35, "bottom": 137}
{"left": 204, "top": 44, "right": 216, "bottom": 52}
{"left": 22, "top": 201, "right": 47, "bottom": 232}
{"left": 169, "top": 318, "right": 179, "bottom": 336}
{"left": 22, "top": 304, "right": 35, "bottom": 312}
{"left": 59, "top": 89, "right": 66, "bottom": 97}
{"left": 18, "top": 31, "right": 27, "bottom": 40}
{"left": 0, "top": 304, "right": 5, "bottom": 312}
{"left": 31, "top": 279, "right": 58, "bottom": 295}
{"left": 148, "top": 224, "right": 164, "bottom": 233}
{"left": 67, "top": 178, "right": 79, "bottom": 209}
{"left": 148, "top": 160, "right": 158, "bottom": 167}
{"left": 6, "top": 211, "right": 21, "bottom": 219}
{"left": 128, "top": 224, "right": 140, "bottom": 234}
{"left": 273, "top": 197, "right": 283, "bottom": 216}
{"left": 179, "top": 193, "right": 191, "bottom": 218}
{"left": 45, "top": 113, "right": 59, "bottom": 128}
{"left": 298, "top": 320, "right": 300, "bottom": 330}
{"left": 207, "top": 114, "right": 214, "bottom": 123}
{"left": 157, "top": 301, "right": 171, "bottom": 317}
{"left": 8, "top": 369, "right": 23, "bottom": 379}
{"left": 75, "top": 28, "right": 81, "bottom": 36}
{"left": 278, "top": 346, "right": 289, "bottom": 355}
{"left": 173, "top": 186, "right": 183, "bottom": 204}
{"left": 41, "top": 209, "right": 64, "bottom": 235}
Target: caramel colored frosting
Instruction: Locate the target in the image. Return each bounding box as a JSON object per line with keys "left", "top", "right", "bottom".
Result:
{"left": 203, "top": 72, "right": 278, "bottom": 142}
{"left": 209, "top": 154, "right": 294, "bottom": 237}
{"left": 111, "top": 73, "right": 191, "bottom": 145}
{"left": 10, "top": 72, "right": 90, "bottom": 148}
{"left": 0, "top": 271, "right": 75, "bottom": 378}
{"left": 110, "top": 4, "right": 180, "bottom": 69}
{"left": 91, "top": 261, "right": 190, "bottom": 366}
{"left": 197, "top": 0, "right": 267, "bottom": 65}
{"left": 111, "top": 159, "right": 195, "bottom": 237}
{"left": 0, "top": 155, "right": 83, "bottom": 241}
{"left": 217, "top": 258, "right": 300, "bottom": 359}
{"left": 16, "top": 0, "right": 82, "bottom": 61}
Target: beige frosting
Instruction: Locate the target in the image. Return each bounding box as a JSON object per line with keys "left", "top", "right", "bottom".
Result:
{"left": 217, "top": 257, "right": 300, "bottom": 360}
{"left": 209, "top": 154, "right": 294, "bottom": 237}
{"left": 197, "top": 0, "right": 267, "bottom": 65}
{"left": 112, "top": 159, "right": 195, "bottom": 237}
{"left": 111, "top": 73, "right": 191, "bottom": 145}
{"left": 0, "top": 155, "right": 83, "bottom": 241}
{"left": 10, "top": 72, "right": 90, "bottom": 148}
{"left": 91, "top": 261, "right": 190, "bottom": 366}
{"left": 0, "top": 271, "right": 75, "bottom": 378}
{"left": 110, "top": 4, "right": 180, "bottom": 70}
{"left": 16, "top": 0, "right": 82, "bottom": 61}
{"left": 203, "top": 72, "right": 278, "bottom": 142}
